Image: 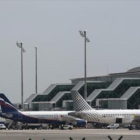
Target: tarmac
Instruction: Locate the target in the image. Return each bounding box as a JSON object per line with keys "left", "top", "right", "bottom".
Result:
{"left": 0, "top": 129, "right": 139, "bottom": 140}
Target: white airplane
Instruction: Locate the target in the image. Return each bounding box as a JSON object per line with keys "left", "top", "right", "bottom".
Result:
{"left": 71, "top": 90, "right": 140, "bottom": 124}
{"left": 0, "top": 93, "right": 86, "bottom": 128}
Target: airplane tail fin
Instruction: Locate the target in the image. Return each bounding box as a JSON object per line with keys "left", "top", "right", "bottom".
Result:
{"left": 71, "top": 90, "right": 92, "bottom": 111}
{"left": 0, "top": 93, "right": 18, "bottom": 113}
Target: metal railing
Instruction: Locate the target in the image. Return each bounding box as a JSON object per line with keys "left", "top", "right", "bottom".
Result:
{"left": 28, "top": 136, "right": 123, "bottom": 140}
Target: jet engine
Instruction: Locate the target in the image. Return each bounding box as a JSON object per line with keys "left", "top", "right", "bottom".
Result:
{"left": 71, "top": 119, "right": 87, "bottom": 127}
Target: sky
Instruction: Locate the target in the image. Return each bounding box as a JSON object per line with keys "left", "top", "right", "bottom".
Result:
{"left": 0, "top": 0, "right": 140, "bottom": 103}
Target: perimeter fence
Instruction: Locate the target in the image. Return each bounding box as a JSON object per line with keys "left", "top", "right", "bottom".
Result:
{"left": 28, "top": 135, "right": 123, "bottom": 140}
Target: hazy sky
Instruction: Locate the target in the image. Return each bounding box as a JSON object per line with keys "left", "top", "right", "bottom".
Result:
{"left": 0, "top": 0, "right": 140, "bottom": 102}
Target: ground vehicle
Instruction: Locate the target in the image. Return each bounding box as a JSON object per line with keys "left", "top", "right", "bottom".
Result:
{"left": 21, "top": 123, "right": 43, "bottom": 130}
{"left": 61, "top": 125, "right": 73, "bottom": 130}
{"left": 124, "top": 124, "right": 130, "bottom": 128}
{"left": 107, "top": 124, "right": 119, "bottom": 129}
{"left": 0, "top": 124, "right": 6, "bottom": 130}
{"left": 128, "top": 124, "right": 140, "bottom": 130}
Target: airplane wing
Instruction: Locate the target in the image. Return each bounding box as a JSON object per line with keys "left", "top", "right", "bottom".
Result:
{"left": 68, "top": 111, "right": 84, "bottom": 118}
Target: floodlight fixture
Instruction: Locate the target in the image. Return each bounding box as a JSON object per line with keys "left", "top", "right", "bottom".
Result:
{"left": 79, "top": 30, "right": 90, "bottom": 42}
{"left": 16, "top": 42, "right": 26, "bottom": 53}
{"left": 79, "top": 30, "right": 84, "bottom": 37}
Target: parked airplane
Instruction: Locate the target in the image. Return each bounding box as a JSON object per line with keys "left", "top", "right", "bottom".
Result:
{"left": 0, "top": 93, "right": 86, "bottom": 128}
{"left": 71, "top": 90, "right": 140, "bottom": 124}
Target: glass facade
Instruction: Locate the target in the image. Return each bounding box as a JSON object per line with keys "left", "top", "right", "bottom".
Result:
{"left": 55, "top": 92, "right": 71, "bottom": 108}
{"left": 32, "top": 85, "right": 74, "bottom": 102}
{"left": 127, "top": 89, "right": 140, "bottom": 109}
{"left": 78, "top": 82, "right": 109, "bottom": 98}
{"left": 64, "top": 101, "right": 73, "bottom": 110}
{"left": 54, "top": 82, "right": 109, "bottom": 109}
{"left": 91, "top": 79, "right": 140, "bottom": 107}
{"left": 28, "top": 77, "right": 140, "bottom": 110}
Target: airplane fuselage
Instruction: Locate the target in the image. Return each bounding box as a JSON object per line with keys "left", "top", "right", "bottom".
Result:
{"left": 2, "top": 111, "right": 72, "bottom": 124}
{"left": 78, "top": 109, "right": 140, "bottom": 124}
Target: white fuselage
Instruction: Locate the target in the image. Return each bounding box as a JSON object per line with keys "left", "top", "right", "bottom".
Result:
{"left": 78, "top": 109, "right": 140, "bottom": 124}
{"left": 21, "top": 111, "right": 72, "bottom": 122}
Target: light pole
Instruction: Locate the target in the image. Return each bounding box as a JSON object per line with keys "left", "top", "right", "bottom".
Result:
{"left": 16, "top": 42, "right": 26, "bottom": 109}
{"left": 79, "top": 30, "right": 90, "bottom": 100}
{"left": 35, "top": 46, "right": 38, "bottom": 94}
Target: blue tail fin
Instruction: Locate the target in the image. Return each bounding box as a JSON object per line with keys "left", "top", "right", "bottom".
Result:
{"left": 0, "top": 93, "right": 18, "bottom": 113}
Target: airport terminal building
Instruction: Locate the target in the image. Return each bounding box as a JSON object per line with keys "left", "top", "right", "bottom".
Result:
{"left": 24, "top": 67, "right": 140, "bottom": 111}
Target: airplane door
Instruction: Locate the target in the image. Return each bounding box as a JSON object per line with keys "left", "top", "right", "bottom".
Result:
{"left": 116, "top": 118, "right": 122, "bottom": 123}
